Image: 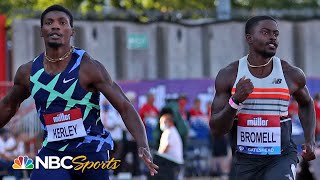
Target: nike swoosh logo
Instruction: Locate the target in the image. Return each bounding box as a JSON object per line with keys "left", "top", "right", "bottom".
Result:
{"left": 63, "top": 78, "right": 75, "bottom": 84}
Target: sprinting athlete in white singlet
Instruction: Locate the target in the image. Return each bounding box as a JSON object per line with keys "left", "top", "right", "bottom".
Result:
{"left": 209, "top": 16, "right": 316, "bottom": 180}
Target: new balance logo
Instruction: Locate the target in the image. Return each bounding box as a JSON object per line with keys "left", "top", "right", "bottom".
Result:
{"left": 63, "top": 78, "right": 75, "bottom": 84}
{"left": 272, "top": 78, "right": 282, "bottom": 84}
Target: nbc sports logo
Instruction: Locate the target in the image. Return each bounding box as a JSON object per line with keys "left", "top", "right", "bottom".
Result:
{"left": 11, "top": 155, "right": 120, "bottom": 171}
{"left": 12, "top": 156, "right": 34, "bottom": 169}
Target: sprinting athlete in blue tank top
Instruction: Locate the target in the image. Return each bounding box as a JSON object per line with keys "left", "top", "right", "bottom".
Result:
{"left": 0, "top": 4, "right": 158, "bottom": 180}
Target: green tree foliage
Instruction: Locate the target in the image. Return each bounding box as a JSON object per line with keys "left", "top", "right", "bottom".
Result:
{"left": 0, "top": 0, "right": 100, "bottom": 27}
{"left": 110, "top": 0, "right": 215, "bottom": 11}
{"left": 109, "top": 0, "right": 320, "bottom": 21}
{"left": 232, "top": 0, "right": 319, "bottom": 9}
{"left": 0, "top": 0, "right": 319, "bottom": 26}
{"left": 110, "top": 0, "right": 319, "bottom": 11}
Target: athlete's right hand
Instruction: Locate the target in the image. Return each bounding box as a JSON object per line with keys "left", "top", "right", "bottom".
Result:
{"left": 302, "top": 141, "right": 316, "bottom": 161}
{"left": 233, "top": 76, "right": 254, "bottom": 103}
{"left": 138, "top": 147, "right": 159, "bottom": 176}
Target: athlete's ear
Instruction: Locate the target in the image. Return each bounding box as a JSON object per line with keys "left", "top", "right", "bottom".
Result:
{"left": 40, "top": 28, "right": 43, "bottom": 37}
{"left": 71, "top": 28, "right": 75, "bottom": 37}
{"left": 246, "top": 33, "right": 253, "bottom": 44}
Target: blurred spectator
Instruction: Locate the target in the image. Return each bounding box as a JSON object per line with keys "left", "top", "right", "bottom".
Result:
{"left": 0, "top": 129, "right": 8, "bottom": 178}
{"left": 311, "top": 93, "right": 320, "bottom": 179}
{"left": 100, "top": 99, "right": 125, "bottom": 174}
{"left": 139, "top": 93, "right": 159, "bottom": 124}
{"left": 0, "top": 129, "right": 24, "bottom": 179}
{"left": 158, "top": 113, "right": 184, "bottom": 163}
{"left": 314, "top": 93, "right": 320, "bottom": 138}
{"left": 0, "top": 129, "right": 6, "bottom": 162}
{"left": 155, "top": 98, "right": 189, "bottom": 151}
{"left": 184, "top": 98, "right": 211, "bottom": 178}
{"left": 188, "top": 98, "right": 210, "bottom": 140}
{"left": 139, "top": 93, "right": 159, "bottom": 148}
{"left": 158, "top": 113, "right": 184, "bottom": 179}
{"left": 2, "top": 130, "right": 17, "bottom": 160}
{"left": 178, "top": 95, "right": 188, "bottom": 121}
{"left": 188, "top": 98, "right": 204, "bottom": 120}
{"left": 12, "top": 131, "right": 26, "bottom": 157}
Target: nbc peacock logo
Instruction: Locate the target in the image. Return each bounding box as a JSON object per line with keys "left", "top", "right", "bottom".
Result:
{"left": 12, "top": 156, "right": 34, "bottom": 169}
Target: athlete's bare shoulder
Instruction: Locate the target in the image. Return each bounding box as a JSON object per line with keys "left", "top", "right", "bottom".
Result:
{"left": 281, "top": 59, "right": 306, "bottom": 94}
{"left": 80, "top": 53, "right": 109, "bottom": 77}
{"left": 17, "top": 61, "right": 32, "bottom": 75}
{"left": 7, "top": 61, "right": 33, "bottom": 99}
{"left": 219, "top": 61, "right": 239, "bottom": 76}
{"left": 215, "top": 61, "right": 239, "bottom": 92}
{"left": 15, "top": 61, "right": 32, "bottom": 87}
{"left": 79, "top": 53, "right": 112, "bottom": 92}
{"left": 80, "top": 53, "right": 103, "bottom": 69}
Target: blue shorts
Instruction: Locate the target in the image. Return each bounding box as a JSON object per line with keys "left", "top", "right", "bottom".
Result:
{"left": 30, "top": 147, "right": 110, "bottom": 180}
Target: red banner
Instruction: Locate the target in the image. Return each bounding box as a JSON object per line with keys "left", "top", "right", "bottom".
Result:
{"left": 0, "top": 15, "right": 7, "bottom": 81}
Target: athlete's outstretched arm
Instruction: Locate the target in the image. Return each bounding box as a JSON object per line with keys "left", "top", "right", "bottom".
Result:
{"left": 291, "top": 67, "right": 316, "bottom": 161}
{"left": 82, "top": 58, "right": 158, "bottom": 176}
{"left": 209, "top": 66, "right": 238, "bottom": 136}
{"left": 0, "top": 64, "right": 31, "bottom": 128}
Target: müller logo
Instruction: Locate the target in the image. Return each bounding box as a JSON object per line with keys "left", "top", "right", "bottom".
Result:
{"left": 247, "top": 117, "right": 268, "bottom": 127}
{"left": 53, "top": 113, "right": 71, "bottom": 123}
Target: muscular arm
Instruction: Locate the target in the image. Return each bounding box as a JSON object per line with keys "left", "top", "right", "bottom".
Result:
{"left": 81, "top": 57, "right": 158, "bottom": 174}
{"left": 107, "top": 82, "right": 149, "bottom": 149}
{"left": 282, "top": 60, "right": 315, "bottom": 160}
{"left": 209, "top": 64, "right": 238, "bottom": 136}
{"left": 295, "top": 87, "right": 315, "bottom": 143}
{"left": 287, "top": 65, "right": 315, "bottom": 143}
{"left": 80, "top": 56, "right": 148, "bottom": 149}
{"left": 0, "top": 63, "right": 31, "bottom": 128}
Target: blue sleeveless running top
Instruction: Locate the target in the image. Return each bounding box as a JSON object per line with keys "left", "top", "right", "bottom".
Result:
{"left": 30, "top": 47, "right": 113, "bottom": 152}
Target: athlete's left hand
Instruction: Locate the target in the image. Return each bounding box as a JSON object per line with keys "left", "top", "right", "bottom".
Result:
{"left": 302, "top": 141, "right": 316, "bottom": 161}
{"left": 138, "top": 147, "right": 159, "bottom": 176}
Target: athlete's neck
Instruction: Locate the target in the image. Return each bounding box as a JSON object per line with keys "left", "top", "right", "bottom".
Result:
{"left": 45, "top": 45, "right": 73, "bottom": 59}
{"left": 247, "top": 52, "right": 273, "bottom": 67}
{"left": 247, "top": 52, "right": 273, "bottom": 78}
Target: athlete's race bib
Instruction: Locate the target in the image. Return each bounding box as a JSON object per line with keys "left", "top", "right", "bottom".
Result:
{"left": 44, "top": 108, "right": 87, "bottom": 142}
{"left": 237, "top": 114, "right": 281, "bottom": 155}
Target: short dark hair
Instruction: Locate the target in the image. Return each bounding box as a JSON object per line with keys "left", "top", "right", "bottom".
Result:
{"left": 40, "top": 4, "right": 73, "bottom": 27}
{"left": 245, "top": 15, "right": 277, "bottom": 34}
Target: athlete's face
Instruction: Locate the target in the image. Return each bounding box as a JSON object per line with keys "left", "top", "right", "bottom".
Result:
{"left": 41, "top": 11, "right": 74, "bottom": 48}
{"left": 246, "top": 20, "right": 279, "bottom": 58}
